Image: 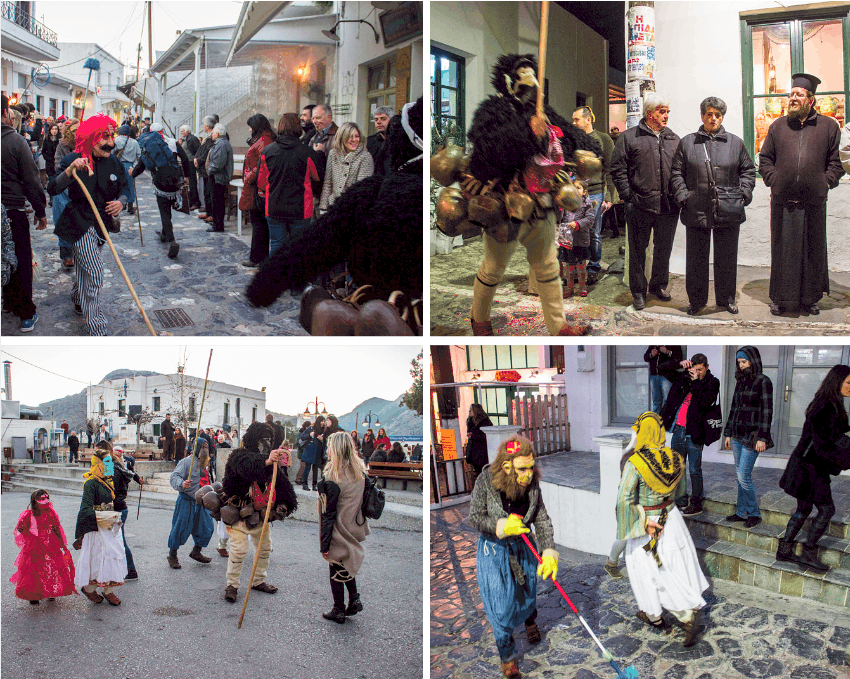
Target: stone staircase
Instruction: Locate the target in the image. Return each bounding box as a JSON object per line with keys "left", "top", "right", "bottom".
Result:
{"left": 1, "top": 462, "right": 423, "bottom": 531}
{"left": 683, "top": 462, "right": 850, "bottom": 608}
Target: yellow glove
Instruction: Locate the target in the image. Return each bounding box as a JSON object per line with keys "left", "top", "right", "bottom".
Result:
{"left": 502, "top": 514, "right": 530, "bottom": 537}
{"left": 537, "top": 549, "right": 559, "bottom": 581}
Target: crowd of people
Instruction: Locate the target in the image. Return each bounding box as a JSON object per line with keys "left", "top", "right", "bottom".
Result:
{"left": 9, "top": 422, "right": 372, "bottom": 624}
{"left": 1, "top": 92, "right": 419, "bottom": 335}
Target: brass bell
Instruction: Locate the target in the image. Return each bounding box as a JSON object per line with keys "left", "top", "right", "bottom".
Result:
{"left": 484, "top": 221, "right": 521, "bottom": 244}
{"left": 555, "top": 182, "right": 582, "bottom": 211}
{"left": 435, "top": 187, "right": 469, "bottom": 237}
{"left": 505, "top": 185, "right": 535, "bottom": 223}
{"left": 468, "top": 194, "right": 507, "bottom": 231}
{"left": 573, "top": 150, "right": 602, "bottom": 179}
{"left": 430, "top": 142, "right": 465, "bottom": 187}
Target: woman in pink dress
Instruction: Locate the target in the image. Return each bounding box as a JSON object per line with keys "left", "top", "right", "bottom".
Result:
{"left": 10, "top": 489, "right": 76, "bottom": 604}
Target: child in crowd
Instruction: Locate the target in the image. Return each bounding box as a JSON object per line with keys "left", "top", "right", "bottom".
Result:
{"left": 10, "top": 489, "right": 77, "bottom": 604}
{"left": 556, "top": 179, "right": 594, "bottom": 298}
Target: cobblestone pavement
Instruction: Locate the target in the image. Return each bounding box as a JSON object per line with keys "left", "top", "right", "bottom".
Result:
{"left": 430, "top": 235, "right": 850, "bottom": 337}
{"left": 431, "top": 505, "right": 850, "bottom": 679}
{"left": 2, "top": 173, "right": 307, "bottom": 336}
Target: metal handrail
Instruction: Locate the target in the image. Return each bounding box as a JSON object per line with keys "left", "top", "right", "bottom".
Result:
{"left": 1, "top": 1, "right": 58, "bottom": 47}
{"left": 176, "top": 74, "right": 252, "bottom": 131}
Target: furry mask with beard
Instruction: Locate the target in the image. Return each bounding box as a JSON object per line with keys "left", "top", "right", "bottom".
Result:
{"left": 490, "top": 436, "right": 540, "bottom": 501}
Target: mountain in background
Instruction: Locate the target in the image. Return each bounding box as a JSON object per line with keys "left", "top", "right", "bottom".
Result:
{"left": 33, "top": 370, "right": 421, "bottom": 437}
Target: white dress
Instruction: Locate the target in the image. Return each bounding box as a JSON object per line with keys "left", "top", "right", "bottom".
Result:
{"left": 624, "top": 506, "right": 709, "bottom": 618}
{"left": 74, "top": 518, "right": 127, "bottom": 588}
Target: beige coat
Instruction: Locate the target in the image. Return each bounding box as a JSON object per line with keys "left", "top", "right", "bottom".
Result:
{"left": 318, "top": 145, "right": 374, "bottom": 214}
{"left": 319, "top": 475, "right": 369, "bottom": 576}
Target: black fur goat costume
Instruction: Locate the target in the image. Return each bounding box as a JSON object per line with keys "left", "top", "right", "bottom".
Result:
{"left": 245, "top": 98, "right": 423, "bottom": 323}
{"left": 466, "top": 54, "right": 602, "bottom": 337}
{"left": 221, "top": 422, "right": 298, "bottom": 519}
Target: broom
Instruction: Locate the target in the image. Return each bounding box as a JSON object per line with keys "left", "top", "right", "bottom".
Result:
{"left": 79, "top": 58, "right": 100, "bottom": 120}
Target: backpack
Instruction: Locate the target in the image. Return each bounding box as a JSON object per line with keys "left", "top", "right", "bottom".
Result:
{"left": 138, "top": 132, "right": 179, "bottom": 175}
{"left": 356, "top": 475, "right": 385, "bottom": 525}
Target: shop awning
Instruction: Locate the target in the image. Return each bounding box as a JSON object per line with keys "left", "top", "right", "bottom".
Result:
{"left": 226, "top": 1, "right": 291, "bottom": 66}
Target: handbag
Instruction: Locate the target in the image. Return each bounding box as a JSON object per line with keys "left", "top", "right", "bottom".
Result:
{"left": 356, "top": 475, "right": 385, "bottom": 525}
{"left": 238, "top": 183, "right": 256, "bottom": 212}
{"left": 702, "top": 145, "right": 745, "bottom": 224}
{"left": 703, "top": 394, "right": 723, "bottom": 446}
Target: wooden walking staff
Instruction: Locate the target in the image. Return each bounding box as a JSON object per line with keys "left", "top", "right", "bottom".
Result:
{"left": 186, "top": 349, "right": 214, "bottom": 484}
{"left": 536, "top": 0, "right": 550, "bottom": 120}
{"left": 136, "top": 480, "right": 143, "bottom": 520}
{"left": 131, "top": 176, "right": 144, "bottom": 245}
{"left": 238, "top": 458, "right": 279, "bottom": 629}
{"left": 69, "top": 166, "right": 156, "bottom": 336}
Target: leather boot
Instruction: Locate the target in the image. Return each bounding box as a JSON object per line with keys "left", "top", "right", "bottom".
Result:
{"left": 775, "top": 539, "right": 796, "bottom": 563}
{"left": 322, "top": 605, "right": 346, "bottom": 624}
{"left": 563, "top": 265, "right": 575, "bottom": 298}
{"left": 471, "top": 275, "right": 499, "bottom": 332}
{"left": 470, "top": 319, "right": 494, "bottom": 336}
{"left": 576, "top": 263, "right": 588, "bottom": 297}
{"left": 798, "top": 512, "right": 832, "bottom": 572}
{"left": 189, "top": 545, "right": 211, "bottom": 564}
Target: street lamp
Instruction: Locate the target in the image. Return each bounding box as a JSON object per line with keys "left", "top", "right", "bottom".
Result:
{"left": 361, "top": 410, "right": 381, "bottom": 435}
{"left": 303, "top": 397, "right": 329, "bottom": 421}
{"left": 322, "top": 19, "right": 380, "bottom": 44}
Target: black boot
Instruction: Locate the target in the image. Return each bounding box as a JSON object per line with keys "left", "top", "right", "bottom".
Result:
{"left": 323, "top": 605, "right": 346, "bottom": 623}
{"left": 776, "top": 539, "right": 796, "bottom": 563}
{"left": 345, "top": 594, "right": 363, "bottom": 616}
{"left": 797, "top": 512, "right": 832, "bottom": 572}
{"left": 127, "top": 203, "right": 135, "bottom": 215}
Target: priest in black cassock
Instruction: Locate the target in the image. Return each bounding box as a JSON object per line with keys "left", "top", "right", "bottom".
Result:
{"left": 758, "top": 73, "right": 844, "bottom": 316}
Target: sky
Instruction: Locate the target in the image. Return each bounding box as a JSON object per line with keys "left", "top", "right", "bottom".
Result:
{"left": 0, "top": 345, "right": 422, "bottom": 416}
{"left": 38, "top": 1, "right": 244, "bottom": 68}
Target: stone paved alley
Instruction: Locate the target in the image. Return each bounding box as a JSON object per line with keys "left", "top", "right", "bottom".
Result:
{"left": 430, "top": 505, "right": 850, "bottom": 679}
{"left": 2, "top": 172, "right": 307, "bottom": 336}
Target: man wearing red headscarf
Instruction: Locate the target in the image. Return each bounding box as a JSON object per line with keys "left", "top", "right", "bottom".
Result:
{"left": 47, "top": 114, "right": 129, "bottom": 335}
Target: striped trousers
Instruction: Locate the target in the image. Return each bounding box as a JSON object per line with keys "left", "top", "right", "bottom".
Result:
{"left": 72, "top": 226, "right": 108, "bottom": 336}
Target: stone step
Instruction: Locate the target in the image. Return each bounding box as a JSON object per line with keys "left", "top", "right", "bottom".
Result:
{"left": 703, "top": 496, "right": 850, "bottom": 541}
{"left": 2, "top": 474, "right": 422, "bottom": 532}
{"left": 692, "top": 534, "right": 850, "bottom": 608}
{"left": 685, "top": 510, "right": 850, "bottom": 570}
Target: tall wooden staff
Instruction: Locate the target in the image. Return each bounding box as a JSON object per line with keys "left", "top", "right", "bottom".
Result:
{"left": 186, "top": 349, "right": 214, "bottom": 483}
{"left": 238, "top": 458, "right": 279, "bottom": 629}
{"left": 131, "top": 176, "right": 144, "bottom": 245}
{"left": 536, "top": 1, "right": 550, "bottom": 121}
{"left": 70, "top": 166, "right": 156, "bottom": 335}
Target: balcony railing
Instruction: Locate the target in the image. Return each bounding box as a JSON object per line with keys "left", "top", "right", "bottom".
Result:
{"left": 1, "top": 1, "right": 58, "bottom": 47}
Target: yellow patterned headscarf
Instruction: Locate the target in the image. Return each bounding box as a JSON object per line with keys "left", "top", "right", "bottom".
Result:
{"left": 627, "top": 412, "right": 684, "bottom": 495}
{"left": 83, "top": 454, "right": 115, "bottom": 499}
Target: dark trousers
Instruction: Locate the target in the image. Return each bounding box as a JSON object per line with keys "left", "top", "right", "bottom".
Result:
{"left": 302, "top": 462, "right": 319, "bottom": 487}
{"left": 155, "top": 195, "right": 175, "bottom": 241}
{"left": 626, "top": 204, "right": 678, "bottom": 296}
{"left": 329, "top": 563, "right": 358, "bottom": 607}
{"left": 187, "top": 168, "right": 200, "bottom": 208}
{"left": 69, "top": 448, "right": 78, "bottom": 463}
{"left": 685, "top": 224, "right": 740, "bottom": 308}
{"left": 202, "top": 176, "right": 212, "bottom": 212}
{"left": 248, "top": 207, "right": 269, "bottom": 263}
{"left": 211, "top": 182, "right": 227, "bottom": 232}
{"left": 2, "top": 208, "right": 37, "bottom": 319}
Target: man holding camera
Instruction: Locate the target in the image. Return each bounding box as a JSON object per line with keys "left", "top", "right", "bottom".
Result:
{"left": 660, "top": 353, "right": 720, "bottom": 516}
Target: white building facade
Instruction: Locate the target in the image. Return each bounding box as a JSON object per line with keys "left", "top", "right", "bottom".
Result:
{"left": 87, "top": 374, "right": 266, "bottom": 446}
{"left": 53, "top": 42, "right": 129, "bottom": 122}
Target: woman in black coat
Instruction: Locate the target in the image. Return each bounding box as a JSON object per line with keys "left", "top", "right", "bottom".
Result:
{"left": 778, "top": 365, "right": 850, "bottom": 571}
{"left": 361, "top": 429, "right": 375, "bottom": 467}
{"left": 670, "top": 96, "right": 756, "bottom": 315}
{"left": 465, "top": 403, "right": 493, "bottom": 481}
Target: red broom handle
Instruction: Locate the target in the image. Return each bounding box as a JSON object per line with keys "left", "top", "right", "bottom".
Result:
{"left": 519, "top": 530, "right": 579, "bottom": 615}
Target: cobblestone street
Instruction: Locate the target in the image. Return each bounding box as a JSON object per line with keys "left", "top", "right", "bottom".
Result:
{"left": 430, "top": 235, "right": 850, "bottom": 337}
{"left": 431, "top": 505, "right": 850, "bottom": 679}
{"left": 2, "top": 173, "right": 307, "bottom": 336}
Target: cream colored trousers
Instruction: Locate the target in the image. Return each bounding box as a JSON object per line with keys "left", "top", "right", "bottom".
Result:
{"left": 471, "top": 212, "right": 566, "bottom": 336}
{"left": 225, "top": 520, "right": 273, "bottom": 588}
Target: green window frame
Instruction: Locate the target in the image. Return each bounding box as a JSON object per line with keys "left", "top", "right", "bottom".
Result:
{"left": 431, "top": 46, "right": 465, "bottom": 150}
{"left": 740, "top": 4, "right": 850, "bottom": 162}
{"left": 152, "top": 396, "right": 160, "bottom": 412}
{"left": 466, "top": 346, "right": 539, "bottom": 371}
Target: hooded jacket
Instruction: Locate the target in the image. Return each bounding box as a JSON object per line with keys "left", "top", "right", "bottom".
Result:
{"left": 723, "top": 346, "right": 774, "bottom": 448}
{"left": 670, "top": 125, "right": 757, "bottom": 228}
{"left": 659, "top": 360, "right": 720, "bottom": 444}
{"left": 610, "top": 118, "right": 681, "bottom": 215}
{"left": 758, "top": 108, "right": 844, "bottom": 205}
{"left": 1, "top": 123, "right": 47, "bottom": 215}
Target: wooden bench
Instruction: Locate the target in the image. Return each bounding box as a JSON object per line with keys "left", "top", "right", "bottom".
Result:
{"left": 367, "top": 461, "right": 423, "bottom": 490}
{"left": 78, "top": 450, "right": 162, "bottom": 463}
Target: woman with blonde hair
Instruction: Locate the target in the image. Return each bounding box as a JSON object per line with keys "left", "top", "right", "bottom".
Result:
{"left": 318, "top": 122, "right": 374, "bottom": 215}
{"left": 317, "top": 432, "right": 369, "bottom": 623}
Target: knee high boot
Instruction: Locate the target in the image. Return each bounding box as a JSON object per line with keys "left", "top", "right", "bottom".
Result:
{"left": 799, "top": 512, "right": 831, "bottom": 572}
{"left": 576, "top": 263, "right": 588, "bottom": 297}
{"left": 776, "top": 512, "right": 807, "bottom": 562}
{"left": 471, "top": 276, "right": 499, "bottom": 335}
{"left": 563, "top": 265, "right": 575, "bottom": 298}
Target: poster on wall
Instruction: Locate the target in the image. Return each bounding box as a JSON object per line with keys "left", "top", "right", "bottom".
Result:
{"left": 627, "top": 44, "right": 655, "bottom": 81}
{"left": 440, "top": 428, "right": 458, "bottom": 460}
{"left": 628, "top": 6, "right": 655, "bottom": 46}
{"left": 626, "top": 80, "right": 642, "bottom": 129}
